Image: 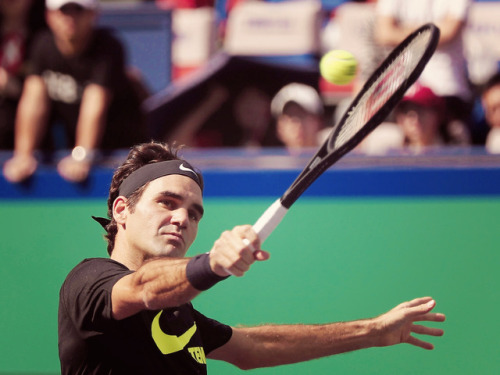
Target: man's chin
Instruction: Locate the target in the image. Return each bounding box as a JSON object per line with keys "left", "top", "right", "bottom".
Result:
{"left": 156, "top": 245, "right": 187, "bottom": 259}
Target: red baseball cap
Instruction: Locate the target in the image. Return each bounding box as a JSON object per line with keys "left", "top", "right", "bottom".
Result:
{"left": 401, "top": 83, "right": 445, "bottom": 110}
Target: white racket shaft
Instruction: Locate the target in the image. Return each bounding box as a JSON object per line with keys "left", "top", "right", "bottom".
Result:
{"left": 251, "top": 198, "right": 288, "bottom": 245}
{"left": 224, "top": 200, "right": 287, "bottom": 273}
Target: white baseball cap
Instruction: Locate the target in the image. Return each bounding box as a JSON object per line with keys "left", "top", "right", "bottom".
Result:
{"left": 271, "top": 83, "right": 324, "bottom": 117}
{"left": 46, "top": 0, "right": 98, "bottom": 10}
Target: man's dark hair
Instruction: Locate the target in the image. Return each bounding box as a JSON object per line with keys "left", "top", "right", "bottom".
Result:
{"left": 102, "top": 142, "right": 201, "bottom": 255}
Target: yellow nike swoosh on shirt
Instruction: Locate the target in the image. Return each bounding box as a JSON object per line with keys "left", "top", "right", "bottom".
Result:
{"left": 151, "top": 310, "right": 197, "bottom": 355}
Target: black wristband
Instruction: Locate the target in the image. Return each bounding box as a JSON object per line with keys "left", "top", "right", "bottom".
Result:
{"left": 186, "top": 253, "right": 229, "bottom": 291}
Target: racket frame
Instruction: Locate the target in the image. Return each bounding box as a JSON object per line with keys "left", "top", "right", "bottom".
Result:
{"left": 254, "top": 23, "right": 440, "bottom": 242}
{"left": 281, "top": 23, "right": 440, "bottom": 209}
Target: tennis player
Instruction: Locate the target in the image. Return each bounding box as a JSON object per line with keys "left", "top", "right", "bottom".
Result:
{"left": 58, "top": 141, "right": 446, "bottom": 374}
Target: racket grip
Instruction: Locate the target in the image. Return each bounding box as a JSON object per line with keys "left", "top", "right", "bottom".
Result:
{"left": 252, "top": 199, "right": 288, "bottom": 244}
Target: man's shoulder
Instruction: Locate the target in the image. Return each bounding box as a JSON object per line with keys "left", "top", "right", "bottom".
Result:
{"left": 92, "top": 27, "right": 125, "bottom": 50}
{"left": 60, "top": 258, "right": 132, "bottom": 301}
{"left": 74, "top": 257, "right": 126, "bottom": 269}
{"left": 85, "top": 28, "right": 126, "bottom": 65}
{"left": 64, "top": 258, "right": 130, "bottom": 284}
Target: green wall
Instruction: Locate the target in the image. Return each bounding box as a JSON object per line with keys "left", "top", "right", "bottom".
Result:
{"left": 0, "top": 197, "right": 498, "bottom": 374}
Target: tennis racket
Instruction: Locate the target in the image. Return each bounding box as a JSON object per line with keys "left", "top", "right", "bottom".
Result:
{"left": 252, "top": 23, "right": 440, "bottom": 244}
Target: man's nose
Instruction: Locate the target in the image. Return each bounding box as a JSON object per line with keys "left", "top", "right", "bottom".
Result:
{"left": 171, "top": 208, "right": 189, "bottom": 227}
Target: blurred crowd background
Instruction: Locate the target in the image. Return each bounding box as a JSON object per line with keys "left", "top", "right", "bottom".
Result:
{"left": 1, "top": 0, "right": 500, "bottom": 183}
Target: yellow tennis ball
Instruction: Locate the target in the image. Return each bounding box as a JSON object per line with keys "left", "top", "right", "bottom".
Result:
{"left": 320, "top": 50, "right": 357, "bottom": 85}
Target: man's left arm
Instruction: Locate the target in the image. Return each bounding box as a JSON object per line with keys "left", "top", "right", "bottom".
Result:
{"left": 57, "top": 83, "right": 111, "bottom": 182}
{"left": 208, "top": 297, "right": 445, "bottom": 370}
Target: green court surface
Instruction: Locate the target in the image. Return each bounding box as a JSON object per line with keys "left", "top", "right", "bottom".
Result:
{"left": 0, "top": 197, "right": 498, "bottom": 374}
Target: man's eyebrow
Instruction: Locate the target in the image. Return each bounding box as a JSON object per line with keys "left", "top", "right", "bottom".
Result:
{"left": 159, "top": 191, "right": 204, "bottom": 217}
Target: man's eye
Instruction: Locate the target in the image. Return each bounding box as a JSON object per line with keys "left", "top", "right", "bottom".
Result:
{"left": 189, "top": 211, "right": 201, "bottom": 222}
{"left": 160, "top": 200, "right": 174, "bottom": 208}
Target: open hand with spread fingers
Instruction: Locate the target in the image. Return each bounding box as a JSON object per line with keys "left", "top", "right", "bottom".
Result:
{"left": 373, "top": 297, "right": 446, "bottom": 350}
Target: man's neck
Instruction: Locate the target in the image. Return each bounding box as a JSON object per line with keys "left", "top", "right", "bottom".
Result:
{"left": 111, "top": 249, "right": 142, "bottom": 271}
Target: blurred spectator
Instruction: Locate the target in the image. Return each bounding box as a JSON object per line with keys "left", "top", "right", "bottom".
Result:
{"left": 394, "top": 83, "right": 469, "bottom": 153}
{"left": 166, "top": 84, "right": 230, "bottom": 147}
{"left": 3, "top": 0, "right": 148, "bottom": 184}
{"left": 0, "top": 0, "right": 47, "bottom": 150}
{"left": 271, "top": 83, "right": 327, "bottom": 150}
{"left": 233, "top": 86, "right": 273, "bottom": 147}
{"left": 373, "top": 0, "right": 474, "bottom": 143}
{"left": 168, "top": 84, "right": 274, "bottom": 148}
{"left": 481, "top": 72, "right": 500, "bottom": 153}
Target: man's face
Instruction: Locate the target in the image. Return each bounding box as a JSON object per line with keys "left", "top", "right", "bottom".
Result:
{"left": 396, "top": 104, "right": 441, "bottom": 146}
{"left": 482, "top": 85, "right": 500, "bottom": 129}
{"left": 46, "top": 4, "right": 96, "bottom": 45}
{"left": 277, "top": 103, "right": 322, "bottom": 149}
{"left": 121, "top": 175, "right": 204, "bottom": 260}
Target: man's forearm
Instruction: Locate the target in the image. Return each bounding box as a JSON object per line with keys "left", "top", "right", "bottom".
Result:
{"left": 221, "top": 320, "right": 377, "bottom": 369}
{"left": 75, "top": 84, "right": 111, "bottom": 150}
{"left": 213, "top": 297, "right": 444, "bottom": 369}
{"left": 112, "top": 257, "right": 200, "bottom": 320}
{"left": 14, "top": 78, "right": 49, "bottom": 155}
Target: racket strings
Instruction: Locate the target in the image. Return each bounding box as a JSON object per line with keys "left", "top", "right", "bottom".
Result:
{"left": 332, "top": 29, "right": 433, "bottom": 151}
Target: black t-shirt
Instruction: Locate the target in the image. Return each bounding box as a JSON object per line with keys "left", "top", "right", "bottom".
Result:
{"left": 30, "top": 29, "right": 147, "bottom": 150}
{"left": 58, "top": 258, "right": 232, "bottom": 374}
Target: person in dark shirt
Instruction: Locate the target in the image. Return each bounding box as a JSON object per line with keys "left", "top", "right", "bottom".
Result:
{"left": 0, "top": 0, "right": 47, "bottom": 150}
{"left": 3, "top": 0, "right": 147, "bottom": 183}
{"left": 59, "top": 140, "right": 446, "bottom": 374}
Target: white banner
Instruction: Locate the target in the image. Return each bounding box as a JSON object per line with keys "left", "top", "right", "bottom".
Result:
{"left": 223, "top": 0, "right": 322, "bottom": 56}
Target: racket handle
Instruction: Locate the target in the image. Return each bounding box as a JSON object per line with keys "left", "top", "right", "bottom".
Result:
{"left": 252, "top": 199, "right": 288, "bottom": 244}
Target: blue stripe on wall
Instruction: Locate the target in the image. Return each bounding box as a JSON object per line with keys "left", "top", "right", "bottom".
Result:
{"left": 2, "top": 165, "right": 500, "bottom": 200}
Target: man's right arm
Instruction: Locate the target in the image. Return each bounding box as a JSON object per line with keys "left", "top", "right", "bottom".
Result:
{"left": 111, "top": 225, "right": 268, "bottom": 320}
{"left": 14, "top": 75, "right": 50, "bottom": 155}
{"left": 3, "top": 75, "right": 49, "bottom": 183}
{"left": 111, "top": 257, "right": 200, "bottom": 320}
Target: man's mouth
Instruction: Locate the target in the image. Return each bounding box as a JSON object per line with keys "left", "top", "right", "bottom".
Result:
{"left": 163, "top": 232, "right": 184, "bottom": 244}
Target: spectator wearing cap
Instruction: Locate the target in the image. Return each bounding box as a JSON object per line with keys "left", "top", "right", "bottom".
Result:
{"left": 271, "top": 83, "right": 327, "bottom": 150}
{"left": 481, "top": 72, "right": 500, "bottom": 154}
{"left": 2, "top": 0, "right": 148, "bottom": 184}
{"left": 394, "top": 83, "right": 470, "bottom": 153}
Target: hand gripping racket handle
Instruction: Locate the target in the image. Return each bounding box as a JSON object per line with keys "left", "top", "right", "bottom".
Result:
{"left": 252, "top": 199, "right": 289, "bottom": 245}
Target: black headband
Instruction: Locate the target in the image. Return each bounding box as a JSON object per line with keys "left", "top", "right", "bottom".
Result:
{"left": 92, "top": 160, "right": 203, "bottom": 229}
{"left": 118, "top": 160, "right": 203, "bottom": 197}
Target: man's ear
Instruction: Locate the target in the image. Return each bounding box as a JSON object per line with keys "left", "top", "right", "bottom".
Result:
{"left": 113, "top": 196, "right": 128, "bottom": 225}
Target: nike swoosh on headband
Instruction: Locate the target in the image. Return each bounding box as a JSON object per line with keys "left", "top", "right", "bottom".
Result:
{"left": 151, "top": 310, "right": 197, "bottom": 355}
{"left": 179, "top": 163, "right": 196, "bottom": 175}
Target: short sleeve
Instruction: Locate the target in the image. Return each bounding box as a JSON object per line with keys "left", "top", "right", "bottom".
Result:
{"left": 59, "top": 258, "right": 133, "bottom": 339}
{"left": 27, "top": 30, "right": 52, "bottom": 76}
{"left": 192, "top": 308, "right": 232, "bottom": 354}
{"left": 85, "top": 29, "right": 126, "bottom": 90}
